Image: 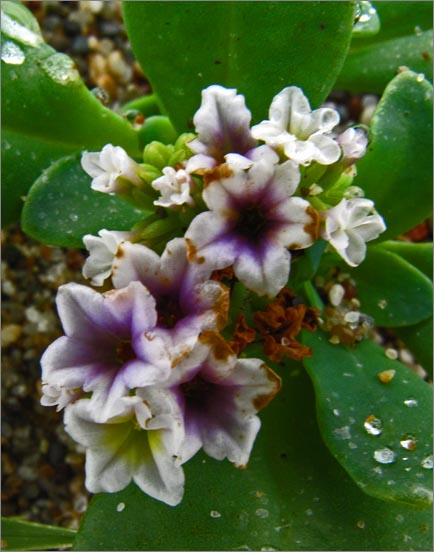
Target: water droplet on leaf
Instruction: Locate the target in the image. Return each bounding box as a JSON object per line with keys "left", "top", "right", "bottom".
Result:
{"left": 334, "top": 426, "right": 351, "bottom": 440}
{"left": 1, "top": 41, "right": 25, "bottom": 65}
{"left": 374, "top": 447, "right": 397, "bottom": 464}
{"left": 400, "top": 434, "right": 417, "bottom": 451}
{"left": 41, "top": 53, "right": 80, "bottom": 86}
{"left": 255, "top": 508, "right": 269, "bottom": 519}
{"left": 404, "top": 398, "right": 418, "bottom": 408}
{"left": 421, "top": 455, "right": 433, "bottom": 470}
{"left": 210, "top": 510, "right": 221, "bottom": 518}
{"left": 116, "top": 502, "right": 125, "bottom": 512}
{"left": 364, "top": 415, "right": 383, "bottom": 436}
{"left": 353, "top": 1, "right": 380, "bottom": 35}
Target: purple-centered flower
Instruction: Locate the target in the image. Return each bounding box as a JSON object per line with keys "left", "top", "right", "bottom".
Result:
{"left": 112, "top": 237, "right": 230, "bottom": 366}
{"left": 167, "top": 331, "right": 281, "bottom": 467}
{"left": 184, "top": 159, "right": 320, "bottom": 297}
{"left": 41, "top": 281, "right": 171, "bottom": 422}
{"left": 64, "top": 388, "right": 185, "bottom": 506}
{"left": 186, "top": 85, "right": 257, "bottom": 173}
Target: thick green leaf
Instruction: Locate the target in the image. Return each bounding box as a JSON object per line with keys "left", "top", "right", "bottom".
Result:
{"left": 1, "top": 517, "right": 75, "bottom": 551}
{"left": 379, "top": 241, "right": 433, "bottom": 279}
{"left": 336, "top": 1, "right": 433, "bottom": 92}
{"left": 21, "top": 154, "right": 146, "bottom": 248}
{"left": 1, "top": 1, "right": 139, "bottom": 225}
{"left": 303, "top": 330, "right": 433, "bottom": 509}
{"left": 74, "top": 365, "right": 432, "bottom": 551}
{"left": 355, "top": 70, "right": 433, "bottom": 240}
{"left": 2, "top": 129, "right": 76, "bottom": 225}
{"left": 123, "top": 1, "right": 355, "bottom": 132}
{"left": 395, "top": 317, "right": 433, "bottom": 378}
{"left": 349, "top": 246, "right": 432, "bottom": 328}
{"left": 336, "top": 31, "right": 432, "bottom": 93}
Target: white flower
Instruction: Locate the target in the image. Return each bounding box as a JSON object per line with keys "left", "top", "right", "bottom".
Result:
{"left": 251, "top": 86, "right": 341, "bottom": 166}
{"left": 186, "top": 85, "right": 257, "bottom": 172}
{"left": 152, "top": 167, "right": 195, "bottom": 208}
{"left": 82, "top": 229, "right": 133, "bottom": 286}
{"left": 81, "top": 144, "right": 142, "bottom": 194}
{"left": 321, "top": 198, "right": 386, "bottom": 266}
{"left": 64, "top": 389, "right": 185, "bottom": 506}
{"left": 337, "top": 127, "right": 368, "bottom": 166}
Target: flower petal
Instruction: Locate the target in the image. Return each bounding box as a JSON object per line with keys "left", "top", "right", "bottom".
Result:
{"left": 321, "top": 198, "right": 386, "bottom": 266}
{"left": 343, "top": 229, "right": 368, "bottom": 267}
{"left": 82, "top": 229, "right": 133, "bottom": 286}
{"left": 234, "top": 242, "right": 291, "bottom": 297}
{"left": 308, "top": 133, "right": 341, "bottom": 165}
{"left": 190, "top": 85, "right": 256, "bottom": 162}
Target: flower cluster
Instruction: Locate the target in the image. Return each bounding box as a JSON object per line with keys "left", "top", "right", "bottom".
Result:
{"left": 41, "top": 85, "right": 386, "bottom": 506}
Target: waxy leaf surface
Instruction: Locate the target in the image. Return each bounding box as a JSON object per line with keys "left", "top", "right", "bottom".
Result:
{"left": 355, "top": 70, "right": 433, "bottom": 240}
{"left": 21, "top": 155, "right": 146, "bottom": 248}
{"left": 1, "top": 1, "right": 139, "bottom": 225}
{"left": 349, "top": 246, "right": 432, "bottom": 328}
{"left": 380, "top": 241, "right": 433, "bottom": 280}
{"left": 303, "top": 330, "right": 433, "bottom": 509}
{"left": 1, "top": 518, "right": 76, "bottom": 551}
{"left": 123, "top": 1, "right": 355, "bottom": 132}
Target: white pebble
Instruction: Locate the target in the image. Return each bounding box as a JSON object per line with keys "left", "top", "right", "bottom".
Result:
{"left": 329, "top": 284, "right": 345, "bottom": 306}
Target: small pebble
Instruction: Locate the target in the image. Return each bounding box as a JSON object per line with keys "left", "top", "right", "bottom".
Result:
{"left": 377, "top": 369, "right": 396, "bottom": 383}
{"left": 1, "top": 324, "right": 22, "bottom": 347}
{"left": 329, "top": 284, "right": 345, "bottom": 306}
{"left": 385, "top": 348, "right": 398, "bottom": 360}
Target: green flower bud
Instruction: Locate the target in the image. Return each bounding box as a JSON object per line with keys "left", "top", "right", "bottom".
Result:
{"left": 143, "top": 141, "right": 175, "bottom": 170}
